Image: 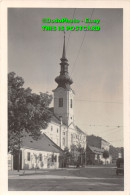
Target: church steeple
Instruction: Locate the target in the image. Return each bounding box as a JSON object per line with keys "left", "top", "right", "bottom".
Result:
{"left": 53, "top": 33, "right": 75, "bottom": 126}
{"left": 62, "top": 32, "right": 66, "bottom": 59}
{"left": 55, "top": 33, "right": 73, "bottom": 90}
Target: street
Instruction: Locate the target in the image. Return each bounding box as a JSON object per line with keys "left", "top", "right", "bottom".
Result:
{"left": 8, "top": 166, "right": 124, "bottom": 191}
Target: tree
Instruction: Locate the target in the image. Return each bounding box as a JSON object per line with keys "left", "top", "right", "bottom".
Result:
{"left": 103, "top": 150, "right": 109, "bottom": 165}
{"left": 8, "top": 72, "right": 52, "bottom": 171}
{"left": 77, "top": 144, "right": 85, "bottom": 166}
{"left": 59, "top": 147, "right": 71, "bottom": 167}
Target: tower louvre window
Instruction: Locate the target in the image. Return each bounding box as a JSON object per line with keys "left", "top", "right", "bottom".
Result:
{"left": 70, "top": 99, "right": 72, "bottom": 108}
{"left": 59, "top": 98, "right": 63, "bottom": 107}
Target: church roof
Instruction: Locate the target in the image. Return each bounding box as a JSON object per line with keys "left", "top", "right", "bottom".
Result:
{"left": 51, "top": 115, "right": 61, "bottom": 125}
{"left": 21, "top": 133, "right": 63, "bottom": 154}
{"left": 75, "top": 126, "right": 86, "bottom": 135}
{"left": 88, "top": 145, "right": 104, "bottom": 154}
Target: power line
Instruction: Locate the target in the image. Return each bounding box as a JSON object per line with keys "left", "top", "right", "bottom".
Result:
{"left": 74, "top": 99, "right": 122, "bottom": 104}
{"left": 70, "top": 8, "right": 95, "bottom": 75}
{"left": 77, "top": 124, "right": 123, "bottom": 127}
{"left": 99, "top": 127, "right": 123, "bottom": 135}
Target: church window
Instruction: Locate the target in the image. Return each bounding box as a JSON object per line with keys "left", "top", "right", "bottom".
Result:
{"left": 27, "top": 152, "right": 30, "bottom": 161}
{"left": 51, "top": 126, "right": 53, "bottom": 131}
{"left": 57, "top": 129, "right": 58, "bottom": 133}
{"left": 70, "top": 99, "right": 72, "bottom": 108}
{"left": 39, "top": 154, "right": 42, "bottom": 161}
{"left": 59, "top": 98, "right": 63, "bottom": 107}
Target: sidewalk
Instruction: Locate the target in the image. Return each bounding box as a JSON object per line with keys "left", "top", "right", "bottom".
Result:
{"left": 8, "top": 169, "right": 49, "bottom": 176}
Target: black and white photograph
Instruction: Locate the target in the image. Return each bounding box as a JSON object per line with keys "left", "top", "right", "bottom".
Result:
{"left": 1, "top": 2, "right": 130, "bottom": 193}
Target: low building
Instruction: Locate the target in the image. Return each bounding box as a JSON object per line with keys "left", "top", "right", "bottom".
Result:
{"left": 86, "top": 135, "right": 112, "bottom": 164}
{"left": 13, "top": 133, "right": 63, "bottom": 170}
{"left": 86, "top": 145, "right": 112, "bottom": 165}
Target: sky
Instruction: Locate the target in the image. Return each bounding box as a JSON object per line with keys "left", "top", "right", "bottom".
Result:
{"left": 8, "top": 8, "right": 123, "bottom": 147}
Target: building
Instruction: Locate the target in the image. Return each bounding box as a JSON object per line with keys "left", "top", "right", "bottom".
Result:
{"left": 41, "top": 34, "right": 87, "bottom": 151}
{"left": 86, "top": 135, "right": 112, "bottom": 164}
{"left": 13, "top": 133, "right": 63, "bottom": 170}
{"left": 86, "top": 145, "right": 112, "bottom": 165}
{"left": 87, "top": 135, "right": 110, "bottom": 151}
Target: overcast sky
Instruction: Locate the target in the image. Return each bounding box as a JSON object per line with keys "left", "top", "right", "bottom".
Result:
{"left": 8, "top": 8, "right": 123, "bottom": 147}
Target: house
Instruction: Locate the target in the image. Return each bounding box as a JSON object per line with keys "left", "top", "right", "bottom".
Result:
{"left": 86, "top": 135, "right": 112, "bottom": 164}
{"left": 86, "top": 145, "right": 112, "bottom": 165}
{"left": 13, "top": 133, "right": 63, "bottom": 170}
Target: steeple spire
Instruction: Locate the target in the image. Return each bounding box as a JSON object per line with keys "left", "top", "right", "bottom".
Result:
{"left": 62, "top": 31, "right": 66, "bottom": 59}
{"left": 55, "top": 33, "right": 73, "bottom": 90}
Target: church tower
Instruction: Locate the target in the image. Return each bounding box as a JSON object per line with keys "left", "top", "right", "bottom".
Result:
{"left": 53, "top": 33, "right": 75, "bottom": 126}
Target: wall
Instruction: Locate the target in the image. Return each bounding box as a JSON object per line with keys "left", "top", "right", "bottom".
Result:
{"left": 8, "top": 153, "right": 13, "bottom": 170}
{"left": 42, "top": 122, "right": 60, "bottom": 146}
{"left": 21, "top": 148, "right": 59, "bottom": 170}
{"left": 53, "top": 87, "right": 74, "bottom": 126}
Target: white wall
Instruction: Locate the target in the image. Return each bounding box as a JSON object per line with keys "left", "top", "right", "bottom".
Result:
{"left": 8, "top": 153, "right": 13, "bottom": 170}
{"left": 41, "top": 121, "right": 86, "bottom": 151}
{"left": 21, "top": 148, "right": 59, "bottom": 169}
{"left": 53, "top": 87, "right": 74, "bottom": 126}
{"left": 42, "top": 123, "right": 60, "bottom": 146}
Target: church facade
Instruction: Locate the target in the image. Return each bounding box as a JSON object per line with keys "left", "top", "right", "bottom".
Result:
{"left": 41, "top": 34, "right": 87, "bottom": 151}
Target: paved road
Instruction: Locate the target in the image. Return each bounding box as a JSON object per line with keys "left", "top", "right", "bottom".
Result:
{"left": 8, "top": 167, "right": 124, "bottom": 191}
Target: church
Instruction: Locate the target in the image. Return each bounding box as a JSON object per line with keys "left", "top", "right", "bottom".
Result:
{"left": 9, "top": 34, "right": 87, "bottom": 170}
{"left": 41, "top": 34, "right": 87, "bottom": 151}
